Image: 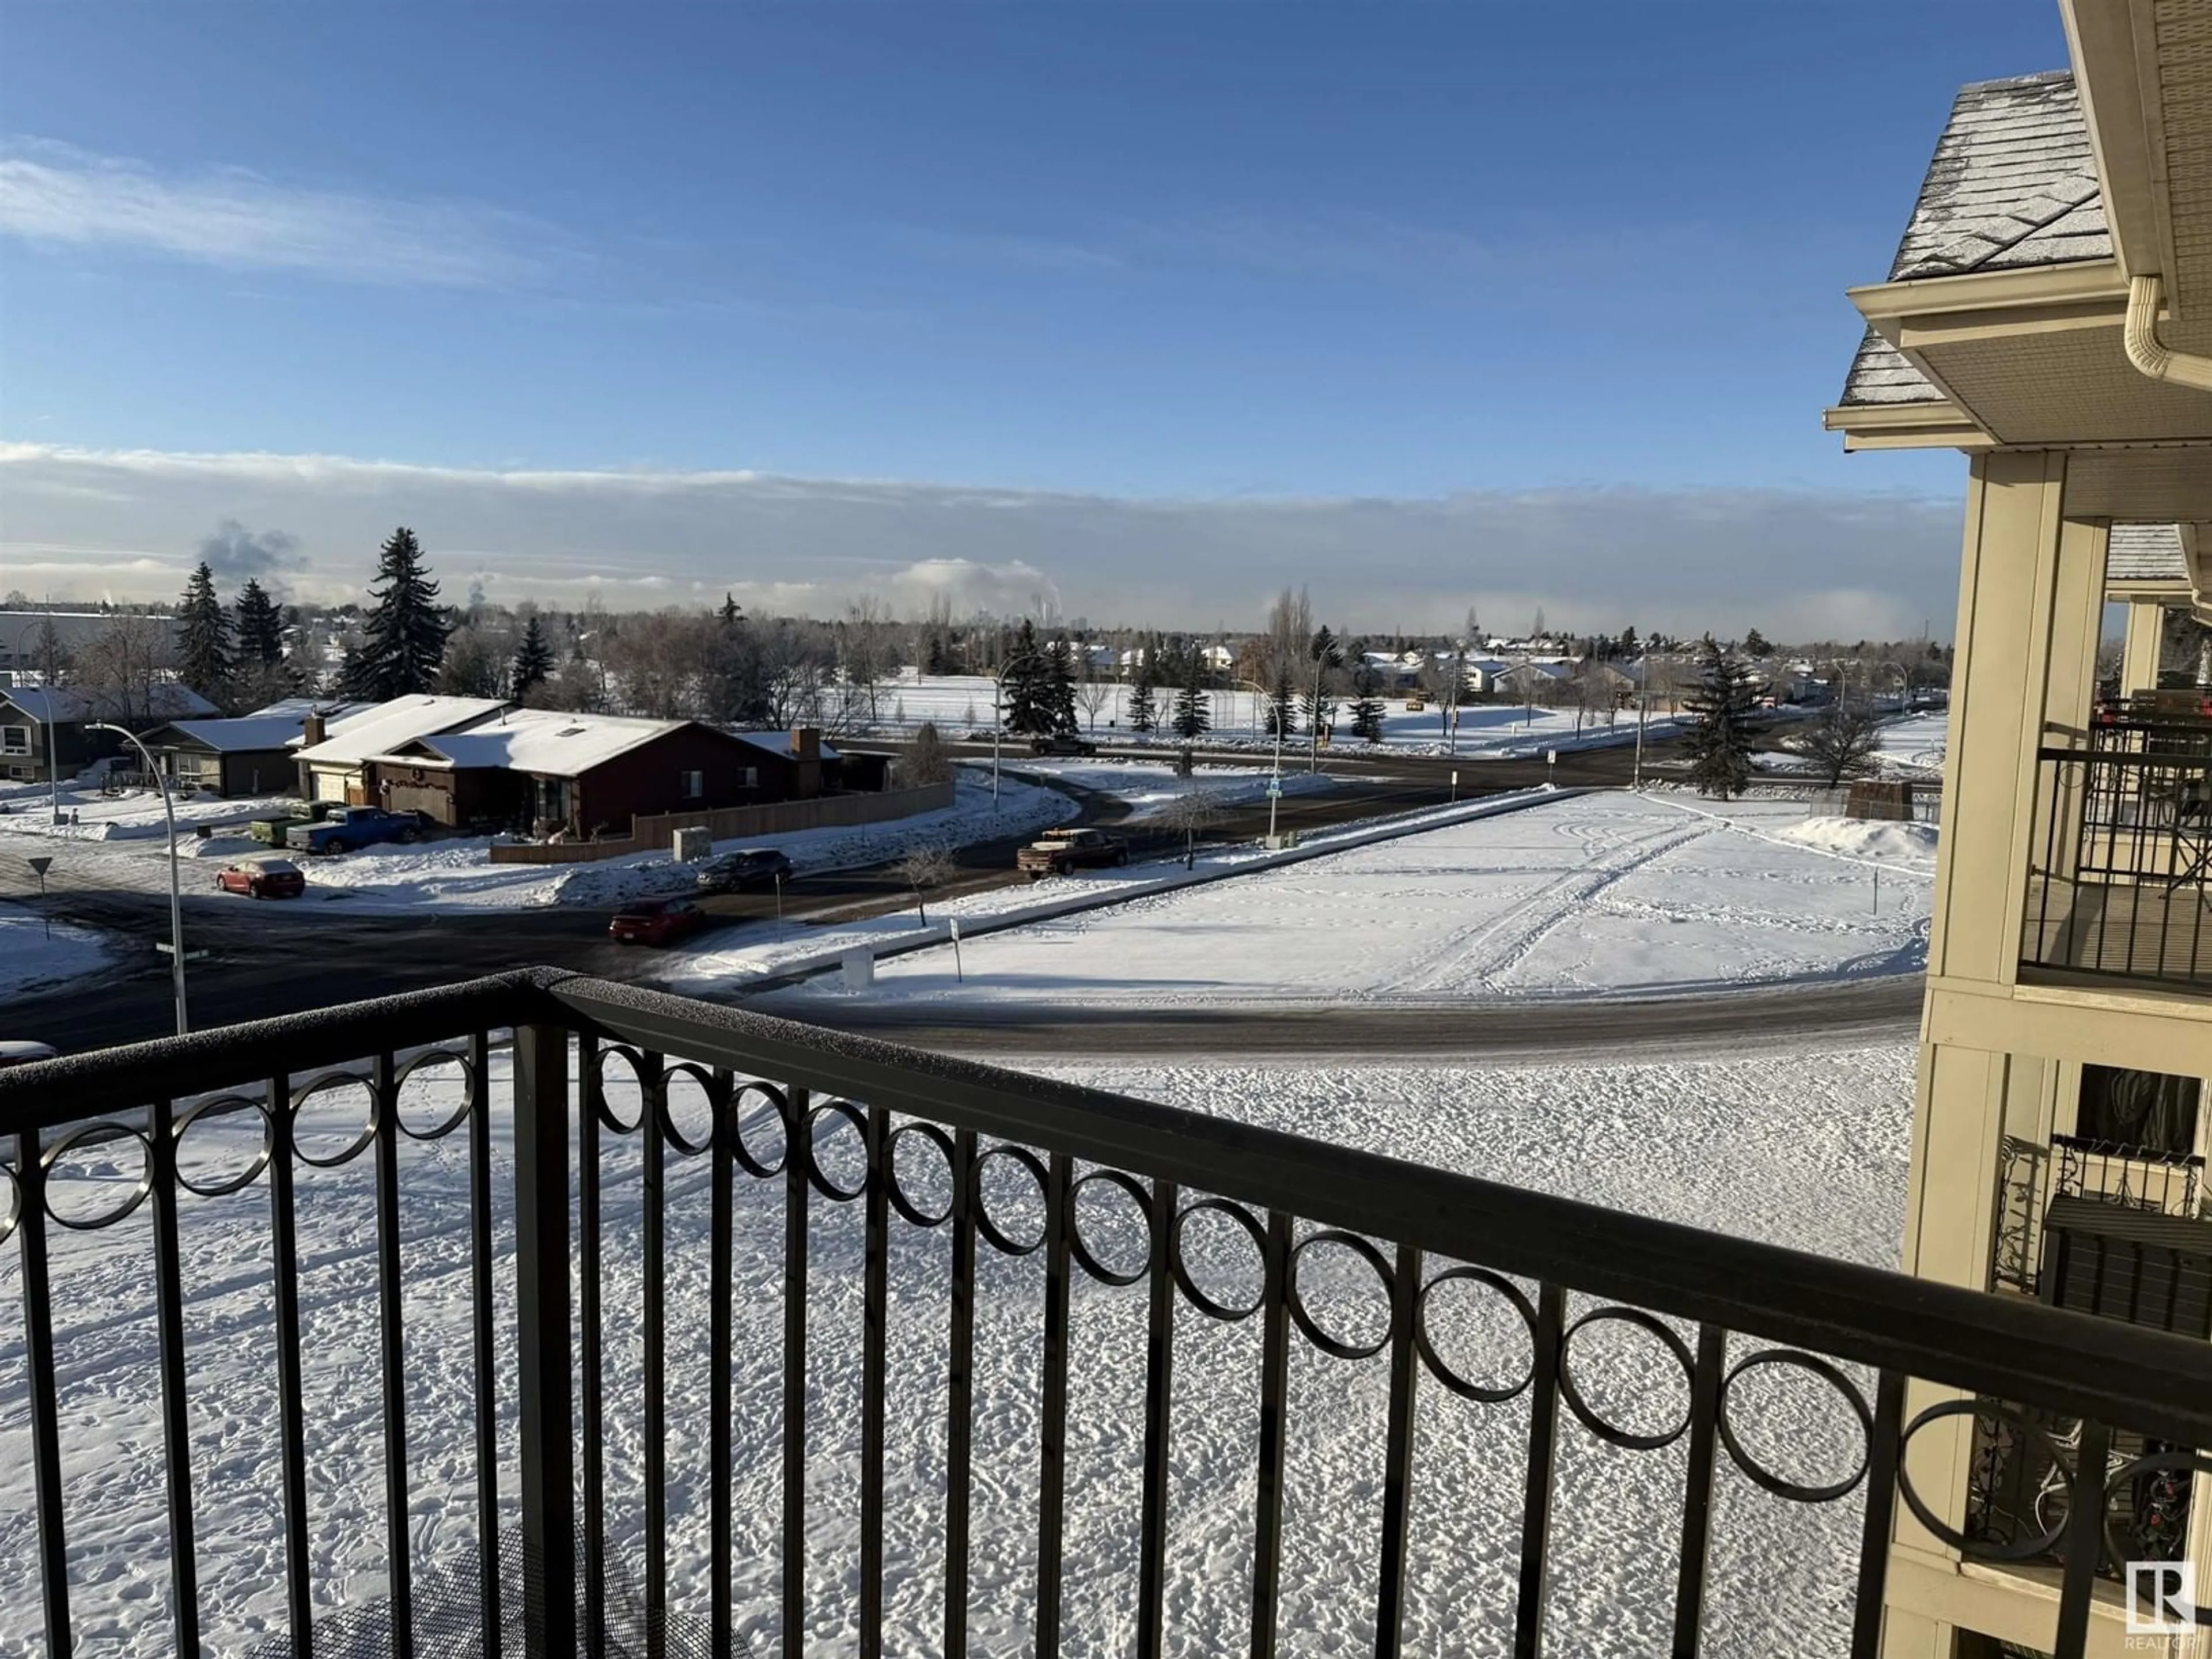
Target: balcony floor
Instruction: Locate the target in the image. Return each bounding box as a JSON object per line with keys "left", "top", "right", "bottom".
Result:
{"left": 2021, "top": 875, "right": 2212, "bottom": 987}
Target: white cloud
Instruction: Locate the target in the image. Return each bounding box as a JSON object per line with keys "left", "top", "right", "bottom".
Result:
{"left": 0, "top": 140, "right": 541, "bottom": 287}
{"left": 0, "top": 441, "right": 1967, "bottom": 638}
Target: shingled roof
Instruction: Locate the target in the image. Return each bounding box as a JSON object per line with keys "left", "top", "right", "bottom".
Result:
{"left": 1839, "top": 71, "right": 2111, "bottom": 408}
{"left": 2107, "top": 523, "right": 2190, "bottom": 584}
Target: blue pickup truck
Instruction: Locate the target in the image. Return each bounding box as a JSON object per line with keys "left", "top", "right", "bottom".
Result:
{"left": 285, "top": 806, "right": 429, "bottom": 855}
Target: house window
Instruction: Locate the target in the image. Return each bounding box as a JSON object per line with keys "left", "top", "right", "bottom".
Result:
{"left": 680, "top": 769, "right": 704, "bottom": 799}
{"left": 1, "top": 725, "right": 28, "bottom": 756}
{"left": 740, "top": 766, "right": 758, "bottom": 789}
{"left": 2077, "top": 1065, "right": 2202, "bottom": 1157}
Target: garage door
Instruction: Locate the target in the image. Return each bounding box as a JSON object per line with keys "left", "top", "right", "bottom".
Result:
{"left": 386, "top": 782, "right": 450, "bottom": 824}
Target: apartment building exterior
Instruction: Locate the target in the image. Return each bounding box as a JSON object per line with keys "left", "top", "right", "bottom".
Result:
{"left": 1825, "top": 6, "right": 2212, "bottom": 1654}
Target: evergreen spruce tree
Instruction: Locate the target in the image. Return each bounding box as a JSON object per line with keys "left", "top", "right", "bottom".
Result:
{"left": 344, "top": 527, "right": 452, "bottom": 700}
{"left": 233, "top": 579, "right": 286, "bottom": 666}
{"left": 511, "top": 615, "right": 555, "bottom": 699}
{"left": 177, "top": 562, "right": 234, "bottom": 706}
{"left": 1045, "top": 638, "right": 1079, "bottom": 734}
{"left": 1267, "top": 662, "right": 1297, "bottom": 740}
{"left": 1741, "top": 627, "right": 1773, "bottom": 658}
{"left": 1683, "top": 634, "right": 1760, "bottom": 800}
{"left": 1000, "top": 620, "right": 1054, "bottom": 736}
{"left": 1619, "top": 623, "right": 1641, "bottom": 660}
{"left": 1302, "top": 624, "right": 1343, "bottom": 736}
{"left": 1127, "top": 649, "right": 1158, "bottom": 734}
{"left": 1349, "top": 660, "right": 1387, "bottom": 743}
{"left": 1172, "top": 649, "right": 1211, "bottom": 742}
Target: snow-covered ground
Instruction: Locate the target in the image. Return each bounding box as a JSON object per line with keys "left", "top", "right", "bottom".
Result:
{"left": 1001, "top": 757, "right": 1338, "bottom": 817}
{"left": 0, "top": 782, "right": 301, "bottom": 842}
{"left": 1872, "top": 711, "right": 1949, "bottom": 777}
{"left": 0, "top": 899, "right": 112, "bottom": 999}
{"left": 0, "top": 773, "right": 1080, "bottom": 914}
{"left": 863, "top": 670, "right": 1679, "bottom": 759}
{"left": 0, "top": 1036, "right": 1914, "bottom": 1658}
{"left": 788, "top": 791, "right": 1932, "bottom": 1010}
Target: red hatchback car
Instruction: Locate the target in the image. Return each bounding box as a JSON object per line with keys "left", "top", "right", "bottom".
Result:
{"left": 608, "top": 897, "right": 707, "bottom": 948}
{"left": 214, "top": 857, "right": 307, "bottom": 899}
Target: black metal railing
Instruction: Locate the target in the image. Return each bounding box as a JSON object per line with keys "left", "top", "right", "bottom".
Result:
{"left": 2025, "top": 721, "right": 2212, "bottom": 986}
{"left": 4, "top": 968, "right": 2211, "bottom": 1658}
{"left": 1993, "top": 1134, "right": 2205, "bottom": 1297}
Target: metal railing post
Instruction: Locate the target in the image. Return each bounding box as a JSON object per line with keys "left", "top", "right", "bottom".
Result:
{"left": 514, "top": 1022, "right": 575, "bottom": 1659}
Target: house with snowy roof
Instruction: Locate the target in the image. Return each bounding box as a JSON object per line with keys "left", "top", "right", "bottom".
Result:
{"left": 0, "top": 682, "right": 220, "bottom": 784}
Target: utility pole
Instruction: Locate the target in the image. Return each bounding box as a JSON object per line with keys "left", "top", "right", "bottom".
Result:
{"left": 88, "top": 723, "right": 187, "bottom": 1034}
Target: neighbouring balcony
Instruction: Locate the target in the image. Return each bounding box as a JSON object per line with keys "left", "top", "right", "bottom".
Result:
{"left": 3, "top": 970, "right": 2210, "bottom": 1658}
{"left": 2024, "top": 719, "right": 2212, "bottom": 987}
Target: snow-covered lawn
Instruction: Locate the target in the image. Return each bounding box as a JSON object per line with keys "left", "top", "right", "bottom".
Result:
{"left": 0, "top": 773, "right": 1079, "bottom": 914}
{"left": 862, "top": 671, "right": 1679, "bottom": 759}
{"left": 1002, "top": 757, "right": 1338, "bottom": 817}
{"left": 1873, "top": 711, "right": 1949, "bottom": 777}
{"left": 0, "top": 783, "right": 302, "bottom": 842}
{"left": 0, "top": 899, "right": 112, "bottom": 999}
{"left": 793, "top": 791, "right": 1932, "bottom": 1010}
{"left": 0, "top": 1036, "right": 1914, "bottom": 1658}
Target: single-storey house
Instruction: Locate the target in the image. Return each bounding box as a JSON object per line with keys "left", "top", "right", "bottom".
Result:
{"left": 134, "top": 699, "right": 377, "bottom": 798}
{"left": 0, "top": 683, "right": 221, "bottom": 783}
{"left": 292, "top": 695, "right": 511, "bottom": 805}
{"left": 1491, "top": 661, "right": 1574, "bottom": 702}
{"left": 363, "top": 711, "right": 838, "bottom": 836}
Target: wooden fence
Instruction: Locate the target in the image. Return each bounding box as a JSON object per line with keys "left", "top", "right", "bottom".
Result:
{"left": 486, "top": 781, "right": 958, "bottom": 865}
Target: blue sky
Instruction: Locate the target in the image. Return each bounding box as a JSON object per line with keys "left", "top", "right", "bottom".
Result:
{"left": 1, "top": 1, "right": 2068, "bottom": 633}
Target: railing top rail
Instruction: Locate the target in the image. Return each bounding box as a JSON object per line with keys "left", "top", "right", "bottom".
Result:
{"left": 542, "top": 974, "right": 2212, "bottom": 1448}
{"left": 2036, "top": 743, "right": 2212, "bottom": 766}
{"left": 2052, "top": 1132, "right": 2206, "bottom": 1170}
{"left": 8, "top": 967, "right": 2212, "bottom": 1447}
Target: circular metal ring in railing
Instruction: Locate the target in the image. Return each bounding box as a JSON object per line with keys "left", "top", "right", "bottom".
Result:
{"left": 657, "top": 1063, "right": 721, "bottom": 1158}
{"left": 289, "top": 1075, "right": 378, "bottom": 1170}
{"left": 0, "top": 1162, "right": 21, "bottom": 1249}
{"left": 729, "top": 1081, "right": 791, "bottom": 1180}
{"left": 1896, "top": 1399, "right": 2070, "bottom": 1561}
{"left": 393, "top": 1050, "right": 475, "bottom": 1143}
{"left": 1714, "top": 1349, "right": 1873, "bottom": 1503}
{"left": 1414, "top": 1267, "right": 1539, "bottom": 1402}
{"left": 972, "top": 1145, "right": 1050, "bottom": 1255}
{"left": 42, "top": 1120, "right": 156, "bottom": 1231}
{"left": 887, "top": 1123, "right": 956, "bottom": 1229}
{"left": 1285, "top": 1230, "right": 1395, "bottom": 1361}
{"left": 1556, "top": 1308, "right": 1696, "bottom": 1451}
{"left": 802, "top": 1100, "right": 871, "bottom": 1203}
{"left": 2099, "top": 1446, "right": 2212, "bottom": 1570}
{"left": 173, "top": 1094, "right": 275, "bottom": 1199}
{"left": 1169, "top": 1198, "right": 1268, "bottom": 1322}
{"left": 1066, "top": 1170, "right": 1153, "bottom": 1287}
{"left": 592, "top": 1045, "right": 654, "bottom": 1135}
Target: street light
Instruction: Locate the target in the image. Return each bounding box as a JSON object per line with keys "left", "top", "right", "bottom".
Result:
{"left": 1227, "top": 677, "right": 1289, "bottom": 840}
{"left": 87, "top": 722, "right": 188, "bottom": 1035}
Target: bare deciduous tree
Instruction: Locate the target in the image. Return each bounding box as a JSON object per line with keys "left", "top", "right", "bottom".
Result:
{"left": 73, "top": 615, "right": 177, "bottom": 722}
{"left": 1153, "top": 786, "right": 1227, "bottom": 869}
{"left": 1074, "top": 657, "right": 1113, "bottom": 733}
{"left": 1785, "top": 703, "right": 1885, "bottom": 787}
{"left": 895, "top": 842, "right": 958, "bottom": 923}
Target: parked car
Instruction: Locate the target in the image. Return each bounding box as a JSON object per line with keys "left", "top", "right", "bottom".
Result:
{"left": 249, "top": 809, "right": 318, "bottom": 845}
{"left": 214, "top": 856, "right": 306, "bottom": 899}
{"left": 608, "top": 897, "right": 708, "bottom": 948}
{"left": 1017, "top": 826, "right": 1130, "bottom": 880}
{"left": 1028, "top": 733, "right": 1098, "bottom": 757}
{"left": 694, "top": 848, "right": 794, "bottom": 894}
{"left": 0, "top": 1041, "right": 58, "bottom": 1070}
{"left": 285, "top": 806, "right": 427, "bottom": 855}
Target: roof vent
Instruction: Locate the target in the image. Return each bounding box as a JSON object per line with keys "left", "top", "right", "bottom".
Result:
{"left": 558, "top": 725, "right": 588, "bottom": 737}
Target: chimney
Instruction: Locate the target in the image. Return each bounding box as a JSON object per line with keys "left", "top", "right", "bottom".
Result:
{"left": 302, "top": 711, "right": 328, "bottom": 748}
{"left": 791, "top": 726, "right": 822, "bottom": 799}
{"left": 790, "top": 726, "right": 820, "bottom": 762}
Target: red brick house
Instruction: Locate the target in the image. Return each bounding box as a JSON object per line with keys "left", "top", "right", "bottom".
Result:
{"left": 365, "top": 710, "right": 832, "bottom": 836}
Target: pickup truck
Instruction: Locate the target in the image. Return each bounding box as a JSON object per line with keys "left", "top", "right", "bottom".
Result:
{"left": 249, "top": 809, "right": 318, "bottom": 846}
{"left": 286, "top": 806, "right": 428, "bottom": 855}
{"left": 1017, "top": 827, "right": 1129, "bottom": 880}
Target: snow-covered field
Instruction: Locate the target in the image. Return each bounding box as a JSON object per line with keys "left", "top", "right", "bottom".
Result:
{"left": 1872, "top": 712, "right": 1949, "bottom": 777}
{"left": 0, "top": 1036, "right": 1915, "bottom": 1658}
{"left": 1002, "top": 757, "right": 1338, "bottom": 817}
{"left": 0, "top": 899, "right": 111, "bottom": 999}
{"left": 0, "top": 774, "right": 1080, "bottom": 915}
{"left": 794, "top": 791, "right": 1933, "bottom": 1010}
{"left": 865, "top": 671, "right": 1677, "bottom": 759}
{"left": 0, "top": 782, "right": 302, "bottom": 843}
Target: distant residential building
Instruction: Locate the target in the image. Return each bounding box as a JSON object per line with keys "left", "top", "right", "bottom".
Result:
{"left": 0, "top": 683, "right": 220, "bottom": 783}
{"left": 292, "top": 695, "right": 513, "bottom": 805}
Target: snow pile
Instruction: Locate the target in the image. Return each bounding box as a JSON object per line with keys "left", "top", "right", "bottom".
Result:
{"left": 0, "top": 900, "right": 111, "bottom": 998}
{"left": 1771, "top": 815, "right": 1939, "bottom": 873}
{"left": 805, "top": 792, "right": 1931, "bottom": 1009}
{"left": 0, "top": 1038, "right": 1914, "bottom": 1658}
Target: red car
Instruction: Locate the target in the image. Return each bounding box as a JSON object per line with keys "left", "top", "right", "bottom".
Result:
{"left": 608, "top": 897, "right": 707, "bottom": 948}
{"left": 214, "top": 857, "right": 307, "bottom": 899}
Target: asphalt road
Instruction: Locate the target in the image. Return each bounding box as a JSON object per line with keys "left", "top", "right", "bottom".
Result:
{"left": 758, "top": 976, "right": 1924, "bottom": 1060}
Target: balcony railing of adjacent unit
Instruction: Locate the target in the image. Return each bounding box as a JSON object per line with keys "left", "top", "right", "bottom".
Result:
{"left": 1993, "top": 1134, "right": 2207, "bottom": 1298}
{"left": 4, "top": 970, "right": 2212, "bottom": 1659}
{"left": 2024, "top": 718, "right": 2212, "bottom": 987}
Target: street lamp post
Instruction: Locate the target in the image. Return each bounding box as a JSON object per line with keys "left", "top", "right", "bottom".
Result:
{"left": 1227, "top": 678, "right": 1286, "bottom": 839}
{"left": 88, "top": 722, "right": 188, "bottom": 1035}
{"left": 7, "top": 619, "right": 64, "bottom": 826}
